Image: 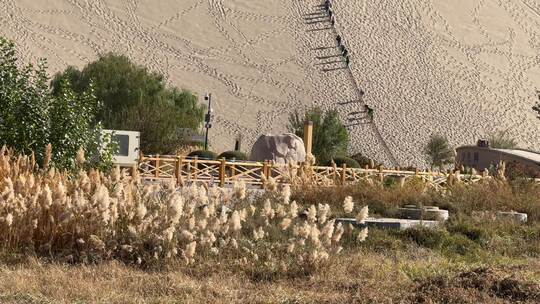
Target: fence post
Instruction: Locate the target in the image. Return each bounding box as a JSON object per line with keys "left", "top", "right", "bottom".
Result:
{"left": 341, "top": 163, "right": 347, "bottom": 185}
{"left": 379, "top": 165, "right": 384, "bottom": 183}
{"left": 138, "top": 151, "right": 144, "bottom": 164}
{"left": 262, "top": 161, "right": 268, "bottom": 180}
{"left": 137, "top": 151, "right": 144, "bottom": 177}
{"left": 176, "top": 156, "right": 184, "bottom": 186}
{"left": 193, "top": 156, "right": 198, "bottom": 181}
{"left": 303, "top": 121, "right": 314, "bottom": 157}
{"left": 230, "top": 161, "right": 236, "bottom": 180}
{"left": 399, "top": 176, "right": 406, "bottom": 188}
{"left": 269, "top": 160, "right": 275, "bottom": 181}
{"left": 154, "top": 154, "right": 160, "bottom": 179}
{"left": 219, "top": 158, "right": 226, "bottom": 187}
{"left": 186, "top": 160, "right": 192, "bottom": 182}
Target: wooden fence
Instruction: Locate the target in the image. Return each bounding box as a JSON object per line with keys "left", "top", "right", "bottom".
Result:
{"left": 138, "top": 155, "right": 489, "bottom": 189}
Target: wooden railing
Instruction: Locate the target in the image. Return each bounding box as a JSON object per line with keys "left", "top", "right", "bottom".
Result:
{"left": 138, "top": 155, "right": 490, "bottom": 188}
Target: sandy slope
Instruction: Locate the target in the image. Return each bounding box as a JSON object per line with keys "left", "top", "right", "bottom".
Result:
{"left": 1, "top": 0, "right": 539, "bottom": 166}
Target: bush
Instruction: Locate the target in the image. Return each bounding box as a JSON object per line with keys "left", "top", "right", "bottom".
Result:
{"left": 218, "top": 151, "right": 248, "bottom": 161}
{"left": 288, "top": 107, "right": 348, "bottom": 165}
{"left": 188, "top": 150, "right": 218, "bottom": 160}
{"left": 327, "top": 156, "right": 360, "bottom": 168}
{"left": 350, "top": 152, "right": 377, "bottom": 168}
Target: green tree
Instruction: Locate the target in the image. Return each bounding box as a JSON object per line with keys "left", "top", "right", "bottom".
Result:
{"left": 424, "top": 133, "right": 454, "bottom": 170}
{"left": 51, "top": 53, "right": 205, "bottom": 154}
{"left": 0, "top": 39, "right": 50, "bottom": 161}
{"left": 49, "top": 79, "right": 116, "bottom": 170}
{"left": 487, "top": 130, "right": 518, "bottom": 149}
{"left": 0, "top": 37, "right": 114, "bottom": 170}
{"left": 288, "top": 107, "right": 348, "bottom": 165}
{"left": 115, "top": 99, "right": 186, "bottom": 153}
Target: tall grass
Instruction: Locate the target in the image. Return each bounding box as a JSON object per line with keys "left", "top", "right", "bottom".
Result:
{"left": 0, "top": 147, "right": 369, "bottom": 272}
{"left": 293, "top": 177, "right": 540, "bottom": 221}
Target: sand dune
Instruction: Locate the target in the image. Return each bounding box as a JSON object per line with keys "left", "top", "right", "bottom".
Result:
{"left": 1, "top": 0, "right": 539, "bottom": 166}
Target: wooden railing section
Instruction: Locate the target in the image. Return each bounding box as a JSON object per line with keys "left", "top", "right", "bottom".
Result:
{"left": 138, "top": 155, "right": 491, "bottom": 188}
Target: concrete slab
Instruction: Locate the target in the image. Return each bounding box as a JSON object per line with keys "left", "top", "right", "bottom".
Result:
{"left": 336, "top": 217, "right": 441, "bottom": 231}
{"left": 496, "top": 211, "right": 528, "bottom": 222}
{"left": 472, "top": 211, "right": 528, "bottom": 223}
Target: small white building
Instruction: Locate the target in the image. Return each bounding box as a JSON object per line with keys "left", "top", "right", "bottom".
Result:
{"left": 102, "top": 130, "right": 140, "bottom": 167}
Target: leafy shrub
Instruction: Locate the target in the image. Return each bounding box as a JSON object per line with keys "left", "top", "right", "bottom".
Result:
{"left": 188, "top": 150, "right": 218, "bottom": 160}
{"left": 218, "top": 151, "right": 248, "bottom": 161}
{"left": 327, "top": 156, "right": 360, "bottom": 168}
{"left": 288, "top": 107, "right": 348, "bottom": 165}
{"left": 350, "top": 152, "right": 378, "bottom": 168}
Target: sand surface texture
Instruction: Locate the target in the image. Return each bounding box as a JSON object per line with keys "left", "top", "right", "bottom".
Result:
{"left": 1, "top": 0, "right": 539, "bottom": 166}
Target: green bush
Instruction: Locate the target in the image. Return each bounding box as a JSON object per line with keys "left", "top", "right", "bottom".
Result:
{"left": 218, "top": 151, "right": 248, "bottom": 161}
{"left": 327, "top": 156, "right": 360, "bottom": 168}
{"left": 188, "top": 150, "right": 217, "bottom": 160}
{"left": 350, "top": 152, "right": 376, "bottom": 168}
{"left": 288, "top": 107, "right": 348, "bottom": 165}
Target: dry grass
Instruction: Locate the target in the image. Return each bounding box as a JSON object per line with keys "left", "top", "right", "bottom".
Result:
{"left": 1, "top": 148, "right": 540, "bottom": 303}
{"left": 0, "top": 252, "right": 538, "bottom": 303}
{"left": 293, "top": 177, "right": 540, "bottom": 221}
{"left": 0, "top": 147, "right": 372, "bottom": 270}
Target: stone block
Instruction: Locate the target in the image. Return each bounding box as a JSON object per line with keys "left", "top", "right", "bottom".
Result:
{"left": 398, "top": 205, "right": 449, "bottom": 221}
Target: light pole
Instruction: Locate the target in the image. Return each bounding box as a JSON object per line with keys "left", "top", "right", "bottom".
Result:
{"left": 203, "top": 93, "right": 213, "bottom": 150}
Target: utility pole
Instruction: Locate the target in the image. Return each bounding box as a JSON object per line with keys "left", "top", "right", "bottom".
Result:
{"left": 204, "top": 93, "right": 213, "bottom": 150}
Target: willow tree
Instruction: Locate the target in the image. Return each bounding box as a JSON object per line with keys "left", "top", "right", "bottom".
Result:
{"left": 52, "top": 53, "right": 205, "bottom": 154}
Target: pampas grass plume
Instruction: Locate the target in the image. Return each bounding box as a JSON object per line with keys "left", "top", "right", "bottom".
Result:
{"left": 356, "top": 206, "right": 369, "bottom": 224}
{"left": 343, "top": 196, "right": 354, "bottom": 213}
{"left": 357, "top": 227, "right": 369, "bottom": 242}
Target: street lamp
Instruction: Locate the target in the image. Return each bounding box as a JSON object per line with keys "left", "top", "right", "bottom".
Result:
{"left": 203, "top": 93, "right": 213, "bottom": 150}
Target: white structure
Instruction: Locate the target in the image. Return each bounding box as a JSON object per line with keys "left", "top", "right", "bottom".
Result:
{"left": 102, "top": 130, "right": 140, "bottom": 167}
